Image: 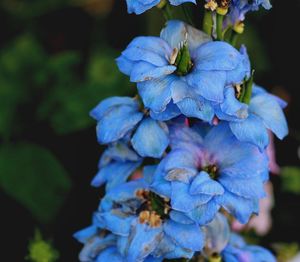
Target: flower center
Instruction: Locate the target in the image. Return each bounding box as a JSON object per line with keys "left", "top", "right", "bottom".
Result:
{"left": 170, "top": 43, "right": 193, "bottom": 77}
{"left": 203, "top": 164, "right": 219, "bottom": 180}
{"left": 136, "top": 190, "right": 170, "bottom": 227}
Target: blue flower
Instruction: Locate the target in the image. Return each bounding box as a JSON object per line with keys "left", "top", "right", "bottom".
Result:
{"left": 222, "top": 233, "right": 276, "bottom": 262}
{"left": 215, "top": 85, "right": 288, "bottom": 151}
{"left": 151, "top": 121, "right": 269, "bottom": 225}
{"left": 117, "top": 20, "right": 250, "bottom": 123}
{"left": 97, "top": 172, "right": 205, "bottom": 261}
{"left": 74, "top": 214, "right": 162, "bottom": 262}
{"left": 126, "top": 0, "right": 196, "bottom": 15}
{"left": 229, "top": 0, "right": 272, "bottom": 25}
{"left": 90, "top": 96, "right": 170, "bottom": 158}
{"left": 91, "top": 141, "right": 143, "bottom": 191}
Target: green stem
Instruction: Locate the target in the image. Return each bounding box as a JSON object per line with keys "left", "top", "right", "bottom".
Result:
{"left": 216, "top": 14, "right": 224, "bottom": 40}
{"left": 203, "top": 10, "right": 213, "bottom": 36}
{"left": 161, "top": 4, "right": 172, "bottom": 21}
{"left": 230, "top": 31, "right": 240, "bottom": 47}
{"left": 242, "top": 70, "right": 255, "bottom": 105}
{"left": 182, "top": 5, "right": 194, "bottom": 26}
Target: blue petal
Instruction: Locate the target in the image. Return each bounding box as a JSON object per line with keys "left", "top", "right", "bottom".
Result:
{"left": 229, "top": 114, "right": 269, "bottom": 151}
{"left": 131, "top": 118, "right": 169, "bottom": 158}
{"left": 169, "top": 0, "right": 196, "bottom": 5}
{"left": 150, "top": 101, "right": 181, "bottom": 121}
{"left": 99, "top": 142, "right": 140, "bottom": 167}
{"left": 153, "top": 235, "right": 194, "bottom": 259}
{"left": 215, "top": 192, "right": 259, "bottom": 224}
{"left": 90, "top": 96, "right": 138, "bottom": 121}
{"left": 97, "top": 212, "right": 134, "bottom": 236}
{"left": 116, "top": 56, "right": 134, "bottom": 76}
{"left": 80, "top": 235, "right": 117, "bottom": 262}
{"left": 171, "top": 181, "right": 212, "bottom": 212}
{"left": 204, "top": 213, "right": 230, "bottom": 254}
{"left": 163, "top": 220, "right": 204, "bottom": 251}
{"left": 137, "top": 75, "right": 176, "bottom": 112}
{"left": 96, "top": 247, "right": 124, "bottom": 262}
{"left": 127, "top": 36, "right": 172, "bottom": 58}
{"left": 122, "top": 46, "right": 168, "bottom": 67}
{"left": 250, "top": 93, "right": 288, "bottom": 139}
{"left": 125, "top": 219, "right": 163, "bottom": 262}
{"left": 130, "top": 61, "right": 176, "bottom": 82}
{"left": 190, "top": 171, "right": 224, "bottom": 196}
{"left": 245, "top": 246, "right": 276, "bottom": 262}
{"left": 218, "top": 175, "right": 266, "bottom": 199}
{"left": 164, "top": 149, "right": 199, "bottom": 183}
{"left": 160, "top": 20, "right": 210, "bottom": 51}
{"left": 194, "top": 41, "right": 242, "bottom": 71}
{"left": 204, "top": 123, "right": 269, "bottom": 179}
{"left": 169, "top": 210, "right": 195, "bottom": 224}
{"left": 96, "top": 105, "right": 143, "bottom": 144}
{"left": 187, "top": 200, "right": 220, "bottom": 225}
{"left": 73, "top": 225, "right": 98, "bottom": 244}
{"left": 186, "top": 70, "right": 226, "bottom": 103}
{"left": 151, "top": 160, "right": 172, "bottom": 197}
{"left": 143, "top": 165, "right": 157, "bottom": 184}
{"left": 126, "top": 0, "right": 160, "bottom": 15}
{"left": 218, "top": 87, "right": 248, "bottom": 120}
{"left": 91, "top": 161, "right": 141, "bottom": 190}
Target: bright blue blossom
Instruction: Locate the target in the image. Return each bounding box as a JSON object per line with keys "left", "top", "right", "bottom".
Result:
{"left": 97, "top": 173, "right": 205, "bottom": 261}
{"left": 229, "top": 0, "right": 272, "bottom": 24}
{"left": 151, "top": 120, "right": 269, "bottom": 225}
{"left": 90, "top": 96, "right": 170, "bottom": 158}
{"left": 74, "top": 214, "right": 162, "bottom": 262}
{"left": 222, "top": 233, "right": 276, "bottom": 262}
{"left": 117, "top": 20, "right": 250, "bottom": 123}
{"left": 90, "top": 141, "right": 142, "bottom": 191}
{"left": 126, "top": 0, "right": 196, "bottom": 15}
{"left": 215, "top": 85, "right": 288, "bottom": 151}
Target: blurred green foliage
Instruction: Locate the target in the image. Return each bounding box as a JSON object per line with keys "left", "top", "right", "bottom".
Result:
{"left": 281, "top": 166, "right": 300, "bottom": 195}
{"left": 26, "top": 229, "right": 59, "bottom": 262}
{"left": 0, "top": 27, "right": 132, "bottom": 222}
{"left": 0, "top": 143, "right": 71, "bottom": 223}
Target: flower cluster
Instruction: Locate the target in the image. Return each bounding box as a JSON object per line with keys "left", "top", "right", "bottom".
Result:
{"left": 75, "top": 1, "right": 287, "bottom": 261}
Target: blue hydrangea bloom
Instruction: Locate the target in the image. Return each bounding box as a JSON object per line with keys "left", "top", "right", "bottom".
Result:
{"left": 215, "top": 85, "right": 288, "bottom": 151}
{"left": 117, "top": 20, "right": 250, "bottom": 123}
{"left": 90, "top": 96, "right": 170, "bottom": 158}
{"left": 151, "top": 121, "right": 269, "bottom": 225}
{"left": 97, "top": 174, "right": 205, "bottom": 261}
{"left": 91, "top": 141, "right": 143, "bottom": 191}
{"left": 126, "top": 0, "right": 196, "bottom": 15}
{"left": 222, "top": 233, "right": 276, "bottom": 262}
{"left": 229, "top": 0, "right": 272, "bottom": 24}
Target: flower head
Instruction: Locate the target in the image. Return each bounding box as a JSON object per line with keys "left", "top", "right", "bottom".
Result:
{"left": 97, "top": 172, "right": 205, "bottom": 261}
{"left": 215, "top": 85, "right": 288, "bottom": 151}
{"left": 90, "top": 96, "right": 170, "bottom": 159}
{"left": 117, "top": 20, "right": 250, "bottom": 123}
{"left": 222, "top": 233, "right": 276, "bottom": 262}
{"left": 151, "top": 120, "right": 269, "bottom": 224}
{"left": 228, "top": 0, "right": 272, "bottom": 25}
{"left": 126, "top": 0, "right": 196, "bottom": 15}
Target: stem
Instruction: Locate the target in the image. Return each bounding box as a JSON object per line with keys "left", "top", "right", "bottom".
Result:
{"left": 216, "top": 14, "right": 224, "bottom": 40}
{"left": 243, "top": 70, "right": 255, "bottom": 105}
{"left": 162, "top": 4, "right": 172, "bottom": 21}
{"left": 203, "top": 10, "right": 213, "bottom": 36}
{"left": 182, "top": 5, "right": 194, "bottom": 26}
{"left": 230, "top": 31, "right": 239, "bottom": 47}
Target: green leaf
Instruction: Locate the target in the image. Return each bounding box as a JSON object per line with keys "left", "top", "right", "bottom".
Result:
{"left": 0, "top": 143, "right": 71, "bottom": 223}
{"left": 37, "top": 50, "right": 133, "bottom": 134}
{"left": 281, "top": 166, "right": 300, "bottom": 195}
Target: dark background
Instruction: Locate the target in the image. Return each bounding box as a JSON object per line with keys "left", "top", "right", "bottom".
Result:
{"left": 0, "top": 0, "right": 299, "bottom": 261}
